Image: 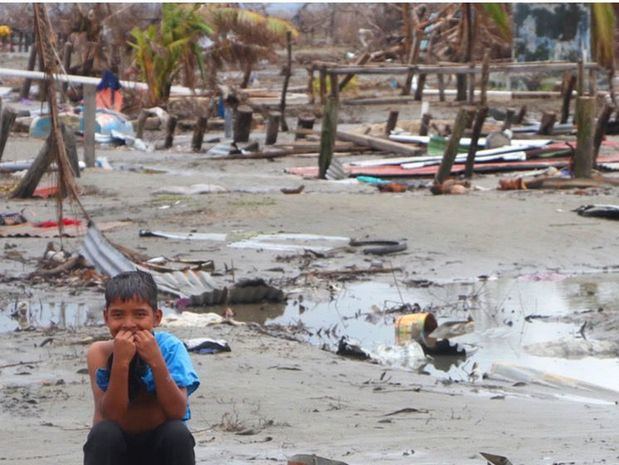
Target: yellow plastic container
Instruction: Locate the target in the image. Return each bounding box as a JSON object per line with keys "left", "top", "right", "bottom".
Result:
{"left": 395, "top": 312, "right": 437, "bottom": 347}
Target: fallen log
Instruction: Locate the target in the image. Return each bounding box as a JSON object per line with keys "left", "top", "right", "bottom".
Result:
{"left": 336, "top": 131, "right": 423, "bottom": 157}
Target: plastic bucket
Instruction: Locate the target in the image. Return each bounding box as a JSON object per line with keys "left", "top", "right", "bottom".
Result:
{"left": 395, "top": 312, "right": 437, "bottom": 347}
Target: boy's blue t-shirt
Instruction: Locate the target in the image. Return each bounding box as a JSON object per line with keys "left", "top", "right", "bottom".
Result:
{"left": 95, "top": 331, "right": 200, "bottom": 421}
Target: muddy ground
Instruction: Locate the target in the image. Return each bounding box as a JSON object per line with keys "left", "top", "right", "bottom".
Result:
{"left": 1, "top": 53, "right": 619, "bottom": 464}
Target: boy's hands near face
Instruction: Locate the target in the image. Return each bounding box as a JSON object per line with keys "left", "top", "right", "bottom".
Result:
{"left": 134, "top": 330, "right": 163, "bottom": 366}
{"left": 113, "top": 330, "right": 137, "bottom": 364}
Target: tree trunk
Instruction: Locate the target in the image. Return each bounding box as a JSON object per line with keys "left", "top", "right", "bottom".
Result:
{"left": 163, "top": 115, "right": 177, "bottom": 149}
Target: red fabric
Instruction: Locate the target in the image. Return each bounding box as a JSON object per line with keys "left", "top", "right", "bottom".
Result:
{"left": 34, "top": 218, "right": 82, "bottom": 228}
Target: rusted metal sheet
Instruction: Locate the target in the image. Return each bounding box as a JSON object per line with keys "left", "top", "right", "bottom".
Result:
{"left": 513, "top": 4, "right": 591, "bottom": 62}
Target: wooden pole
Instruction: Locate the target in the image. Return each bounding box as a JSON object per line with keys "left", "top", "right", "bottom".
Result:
{"left": 385, "top": 111, "right": 399, "bottom": 136}
{"left": 62, "top": 124, "right": 80, "bottom": 178}
{"left": 560, "top": 73, "right": 576, "bottom": 124}
{"left": 233, "top": 105, "right": 253, "bottom": 143}
{"left": 515, "top": 105, "right": 527, "bottom": 124}
{"left": 464, "top": 107, "right": 476, "bottom": 129}
{"left": 319, "top": 66, "right": 327, "bottom": 106}
{"left": 577, "top": 59, "right": 585, "bottom": 96}
{"left": 135, "top": 110, "right": 148, "bottom": 139}
{"left": 434, "top": 108, "right": 469, "bottom": 185}
{"left": 502, "top": 108, "right": 515, "bottom": 131}
{"left": 464, "top": 106, "right": 488, "bottom": 179}
{"left": 83, "top": 84, "right": 96, "bottom": 167}
{"left": 339, "top": 52, "right": 370, "bottom": 92}
{"left": 592, "top": 102, "right": 614, "bottom": 165}
{"left": 265, "top": 111, "right": 281, "bottom": 145}
{"left": 318, "top": 74, "right": 339, "bottom": 179}
{"left": 480, "top": 49, "right": 490, "bottom": 107}
{"left": 279, "top": 31, "right": 292, "bottom": 132}
{"left": 11, "top": 134, "right": 53, "bottom": 198}
{"left": 537, "top": 111, "right": 557, "bottom": 135}
{"left": 61, "top": 41, "right": 72, "bottom": 102}
{"left": 588, "top": 68, "right": 597, "bottom": 97}
{"left": 419, "top": 113, "right": 432, "bottom": 136}
{"left": 192, "top": 116, "right": 208, "bottom": 152}
{"left": 573, "top": 96, "right": 595, "bottom": 178}
{"left": 307, "top": 67, "right": 315, "bottom": 104}
{"left": 163, "top": 115, "right": 178, "bottom": 149}
{"left": 295, "top": 114, "right": 316, "bottom": 140}
{"left": 20, "top": 42, "right": 37, "bottom": 99}
{"left": 467, "top": 62, "right": 476, "bottom": 104}
{"left": 0, "top": 107, "right": 16, "bottom": 162}
{"left": 437, "top": 73, "right": 445, "bottom": 102}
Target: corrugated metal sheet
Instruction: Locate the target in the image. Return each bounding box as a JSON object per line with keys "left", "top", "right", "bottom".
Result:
{"left": 81, "top": 223, "right": 284, "bottom": 306}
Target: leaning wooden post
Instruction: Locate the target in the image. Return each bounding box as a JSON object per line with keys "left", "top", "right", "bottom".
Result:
{"left": 573, "top": 96, "right": 595, "bottom": 178}
{"left": 0, "top": 106, "right": 17, "bottom": 162}
{"left": 192, "top": 116, "right": 208, "bottom": 152}
{"left": 515, "top": 105, "right": 527, "bottom": 124}
{"left": 434, "top": 108, "right": 469, "bottom": 186}
{"left": 265, "top": 111, "right": 281, "bottom": 145}
{"left": 464, "top": 106, "right": 488, "bottom": 179}
{"left": 295, "top": 114, "right": 315, "bottom": 140}
{"left": 61, "top": 41, "right": 72, "bottom": 102}
{"left": 163, "top": 115, "right": 178, "bottom": 149}
{"left": 480, "top": 49, "right": 490, "bottom": 107}
{"left": 592, "top": 102, "right": 614, "bottom": 165}
{"left": 135, "top": 109, "right": 148, "bottom": 139}
{"left": 279, "top": 30, "right": 292, "bottom": 132}
{"left": 560, "top": 73, "right": 576, "bottom": 124}
{"left": 385, "top": 111, "right": 399, "bottom": 136}
{"left": 83, "top": 84, "right": 96, "bottom": 168}
{"left": 537, "top": 111, "right": 557, "bottom": 135}
{"left": 62, "top": 124, "right": 80, "bottom": 178}
{"left": 233, "top": 105, "right": 253, "bottom": 143}
{"left": 502, "top": 108, "right": 515, "bottom": 131}
{"left": 467, "top": 62, "right": 476, "bottom": 104}
{"left": 318, "top": 73, "right": 339, "bottom": 179}
{"left": 11, "top": 133, "right": 53, "bottom": 198}
{"left": 20, "top": 42, "right": 38, "bottom": 99}
{"left": 419, "top": 113, "right": 432, "bottom": 136}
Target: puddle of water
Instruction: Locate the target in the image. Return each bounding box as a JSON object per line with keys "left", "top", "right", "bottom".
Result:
{"left": 238, "top": 273, "right": 619, "bottom": 392}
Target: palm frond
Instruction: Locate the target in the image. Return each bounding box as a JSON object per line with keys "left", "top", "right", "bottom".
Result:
{"left": 477, "top": 3, "right": 511, "bottom": 42}
{"left": 592, "top": 3, "right": 616, "bottom": 70}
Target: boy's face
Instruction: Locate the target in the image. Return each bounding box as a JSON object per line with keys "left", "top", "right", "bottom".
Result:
{"left": 104, "top": 295, "right": 162, "bottom": 336}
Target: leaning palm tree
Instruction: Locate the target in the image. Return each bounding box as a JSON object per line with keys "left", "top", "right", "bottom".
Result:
{"left": 199, "top": 5, "right": 298, "bottom": 89}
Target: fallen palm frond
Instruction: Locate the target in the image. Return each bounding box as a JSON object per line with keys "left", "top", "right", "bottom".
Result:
{"left": 592, "top": 3, "right": 616, "bottom": 70}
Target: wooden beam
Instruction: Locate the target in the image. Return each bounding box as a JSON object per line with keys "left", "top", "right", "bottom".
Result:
{"left": 337, "top": 131, "right": 423, "bottom": 157}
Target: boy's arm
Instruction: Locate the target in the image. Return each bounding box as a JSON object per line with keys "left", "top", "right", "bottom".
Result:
{"left": 87, "top": 332, "right": 135, "bottom": 423}
{"left": 134, "top": 330, "right": 188, "bottom": 420}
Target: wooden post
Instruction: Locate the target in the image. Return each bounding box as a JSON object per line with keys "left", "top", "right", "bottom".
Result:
{"left": 592, "top": 102, "right": 614, "bottom": 165}
{"left": 280, "top": 30, "right": 292, "bottom": 131}
{"left": 61, "top": 41, "right": 72, "bottom": 101}
{"left": 319, "top": 66, "right": 327, "bottom": 106}
{"left": 295, "top": 114, "right": 316, "bottom": 140}
{"left": 83, "top": 84, "right": 96, "bottom": 168}
{"left": 339, "top": 52, "right": 370, "bottom": 92}
{"left": 437, "top": 73, "right": 445, "bottom": 102}
{"left": 233, "top": 105, "right": 253, "bottom": 143}
{"left": 36, "top": 51, "right": 47, "bottom": 102}
{"left": 515, "top": 105, "right": 527, "bottom": 124}
{"left": 307, "top": 66, "right": 315, "bottom": 104}
{"left": 265, "top": 111, "right": 281, "bottom": 145}
{"left": 464, "top": 106, "right": 488, "bottom": 179}
{"left": 502, "top": 108, "right": 515, "bottom": 131}
{"left": 434, "top": 108, "right": 469, "bottom": 185}
{"left": 560, "top": 73, "right": 576, "bottom": 124}
{"left": 0, "top": 107, "right": 17, "bottom": 162}
{"left": 588, "top": 68, "right": 597, "bottom": 97}
{"left": 480, "top": 49, "right": 490, "bottom": 107}
{"left": 537, "top": 111, "right": 557, "bottom": 135}
{"left": 135, "top": 110, "right": 148, "bottom": 139}
{"left": 414, "top": 34, "right": 435, "bottom": 101}
{"left": 467, "top": 63, "right": 476, "bottom": 104}
{"left": 577, "top": 59, "right": 585, "bottom": 96}
{"left": 62, "top": 124, "right": 80, "bottom": 178}
{"left": 419, "top": 113, "right": 432, "bottom": 136}
{"left": 192, "top": 116, "right": 208, "bottom": 152}
{"left": 385, "top": 111, "right": 399, "bottom": 136}
{"left": 464, "top": 107, "right": 476, "bottom": 129}
{"left": 163, "top": 115, "right": 178, "bottom": 149}
{"left": 11, "top": 134, "right": 53, "bottom": 198}
{"left": 20, "top": 43, "right": 38, "bottom": 99}
{"left": 573, "top": 96, "right": 595, "bottom": 178}
{"left": 318, "top": 73, "right": 339, "bottom": 179}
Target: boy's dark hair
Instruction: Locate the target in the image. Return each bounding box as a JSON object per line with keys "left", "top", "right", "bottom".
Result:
{"left": 105, "top": 270, "right": 158, "bottom": 311}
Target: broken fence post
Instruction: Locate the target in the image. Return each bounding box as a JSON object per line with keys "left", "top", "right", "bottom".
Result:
{"left": 502, "top": 108, "right": 515, "bottom": 131}
{"left": 318, "top": 73, "right": 339, "bottom": 179}
{"left": 163, "top": 115, "right": 178, "bottom": 149}
{"left": 437, "top": 73, "right": 445, "bottom": 102}
{"left": 192, "top": 116, "right": 208, "bottom": 152}
{"left": 385, "top": 111, "right": 399, "bottom": 136}
{"left": 295, "top": 114, "right": 315, "bottom": 140}
{"left": 480, "top": 48, "right": 490, "bottom": 107}
{"left": 573, "top": 96, "right": 595, "bottom": 178}
{"left": 280, "top": 30, "right": 292, "bottom": 132}
{"left": 265, "top": 111, "right": 281, "bottom": 145}
{"left": 464, "top": 105, "right": 488, "bottom": 179}
{"left": 83, "top": 84, "right": 96, "bottom": 168}
{"left": 135, "top": 109, "right": 148, "bottom": 139}
{"left": 593, "top": 102, "right": 614, "bottom": 166}
{"left": 577, "top": 59, "right": 585, "bottom": 97}
{"left": 419, "top": 113, "right": 432, "bottom": 136}
{"left": 515, "top": 105, "right": 527, "bottom": 124}
{"left": 0, "top": 105, "right": 17, "bottom": 162}
{"left": 538, "top": 111, "right": 557, "bottom": 135}
{"left": 434, "top": 108, "right": 469, "bottom": 186}
{"left": 560, "top": 73, "right": 576, "bottom": 124}
{"left": 62, "top": 124, "right": 80, "bottom": 178}
{"left": 467, "top": 62, "right": 475, "bottom": 104}
{"left": 233, "top": 105, "right": 253, "bottom": 143}
{"left": 465, "top": 106, "right": 476, "bottom": 129}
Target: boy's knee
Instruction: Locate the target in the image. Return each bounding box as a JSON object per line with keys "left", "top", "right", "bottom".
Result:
{"left": 86, "top": 420, "right": 125, "bottom": 446}
{"left": 157, "top": 420, "right": 195, "bottom": 448}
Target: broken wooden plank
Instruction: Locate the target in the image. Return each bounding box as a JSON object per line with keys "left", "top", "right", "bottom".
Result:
{"left": 337, "top": 131, "right": 423, "bottom": 157}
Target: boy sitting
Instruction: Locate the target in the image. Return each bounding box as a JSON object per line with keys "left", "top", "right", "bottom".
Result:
{"left": 84, "top": 270, "right": 200, "bottom": 465}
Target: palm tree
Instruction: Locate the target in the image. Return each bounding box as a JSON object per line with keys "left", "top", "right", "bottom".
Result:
{"left": 198, "top": 5, "right": 298, "bottom": 89}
